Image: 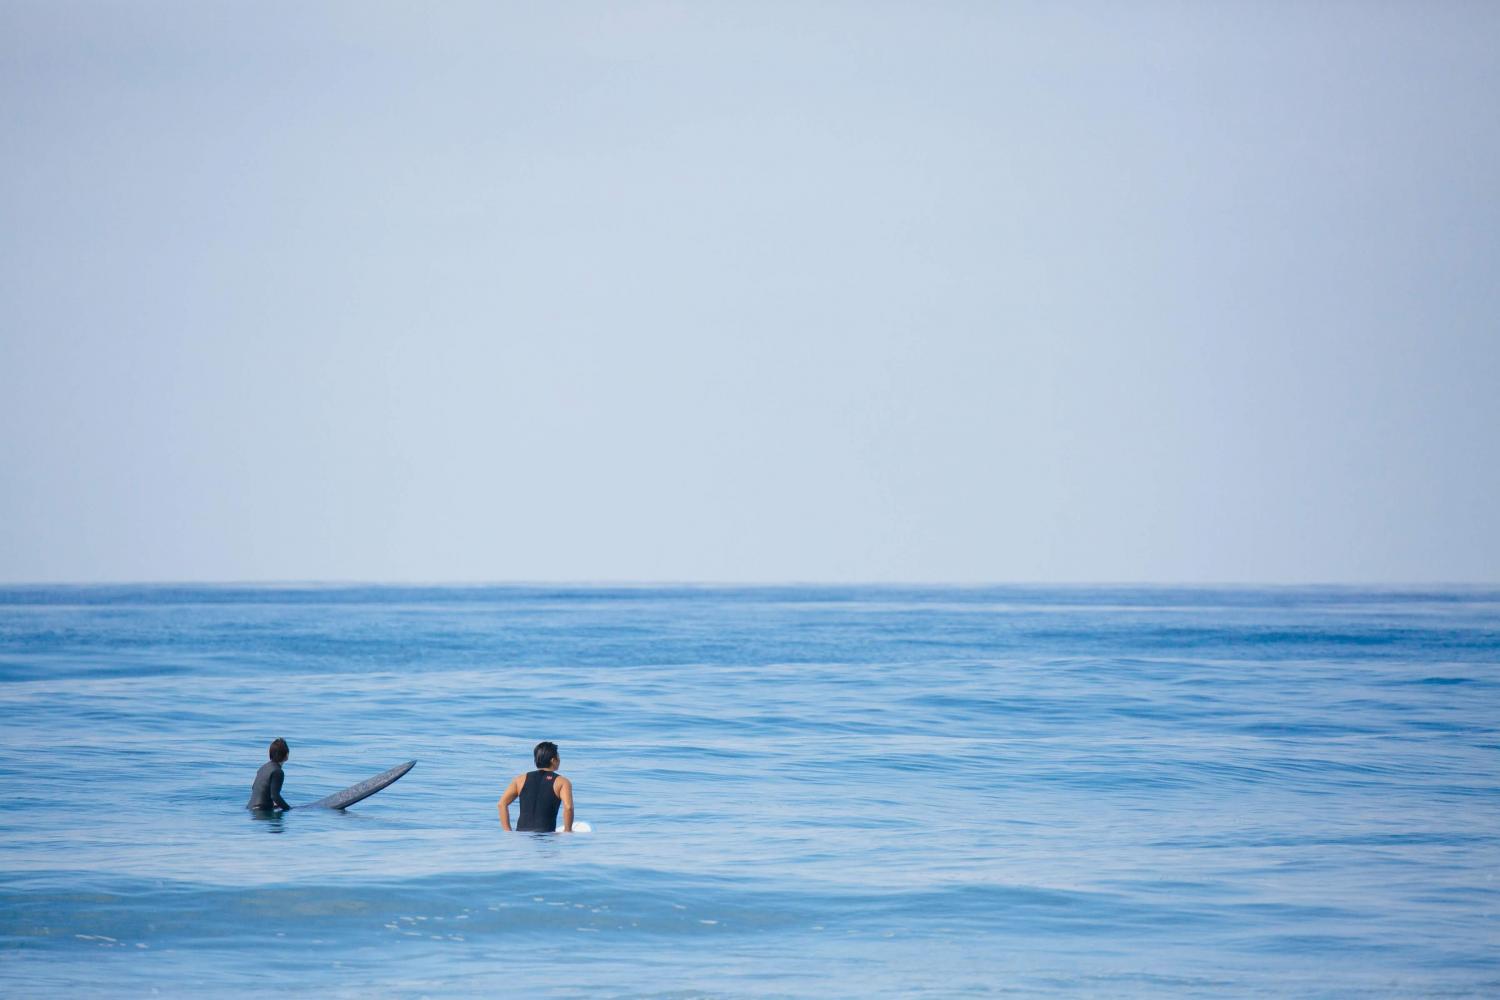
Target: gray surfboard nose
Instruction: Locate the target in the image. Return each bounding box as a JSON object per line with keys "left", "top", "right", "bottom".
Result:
{"left": 301, "top": 760, "right": 416, "bottom": 810}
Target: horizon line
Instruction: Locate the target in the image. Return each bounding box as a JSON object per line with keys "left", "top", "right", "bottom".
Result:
{"left": 1, "top": 579, "right": 1496, "bottom": 589}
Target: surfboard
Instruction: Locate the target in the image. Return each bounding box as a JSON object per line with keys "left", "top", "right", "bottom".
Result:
{"left": 557, "top": 820, "right": 593, "bottom": 833}
{"left": 300, "top": 760, "right": 416, "bottom": 810}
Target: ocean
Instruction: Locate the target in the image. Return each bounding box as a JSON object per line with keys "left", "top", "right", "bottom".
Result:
{"left": 0, "top": 584, "right": 1496, "bottom": 997}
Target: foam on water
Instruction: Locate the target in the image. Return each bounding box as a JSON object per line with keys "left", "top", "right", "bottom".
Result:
{"left": 0, "top": 585, "right": 1497, "bottom": 996}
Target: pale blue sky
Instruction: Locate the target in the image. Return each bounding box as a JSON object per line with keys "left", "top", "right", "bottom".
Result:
{"left": 2, "top": 2, "right": 1497, "bottom": 583}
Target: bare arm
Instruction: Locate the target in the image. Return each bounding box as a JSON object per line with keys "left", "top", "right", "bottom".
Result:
{"left": 556, "top": 776, "right": 574, "bottom": 833}
{"left": 497, "top": 774, "right": 524, "bottom": 830}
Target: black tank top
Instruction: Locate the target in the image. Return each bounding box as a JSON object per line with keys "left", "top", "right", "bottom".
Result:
{"left": 516, "top": 769, "right": 562, "bottom": 832}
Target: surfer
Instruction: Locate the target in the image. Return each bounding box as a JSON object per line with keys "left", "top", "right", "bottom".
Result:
{"left": 498, "top": 741, "right": 574, "bottom": 832}
{"left": 247, "top": 738, "right": 292, "bottom": 811}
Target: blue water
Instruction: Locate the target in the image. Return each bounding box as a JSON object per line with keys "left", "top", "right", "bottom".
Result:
{"left": 1, "top": 585, "right": 1497, "bottom": 997}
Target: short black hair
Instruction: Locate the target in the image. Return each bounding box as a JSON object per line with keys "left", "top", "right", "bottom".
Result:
{"left": 533, "top": 741, "right": 559, "bottom": 769}
{"left": 269, "top": 738, "right": 289, "bottom": 763}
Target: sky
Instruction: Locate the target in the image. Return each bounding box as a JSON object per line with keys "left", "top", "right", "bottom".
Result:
{"left": 1, "top": 1, "right": 1497, "bottom": 584}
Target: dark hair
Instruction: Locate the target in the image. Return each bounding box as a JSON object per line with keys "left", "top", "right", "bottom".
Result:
{"left": 533, "top": 741, "right": 559, "bottom": 769}
{"left": 269, "top": 738, "right": 289, "bottom": 763}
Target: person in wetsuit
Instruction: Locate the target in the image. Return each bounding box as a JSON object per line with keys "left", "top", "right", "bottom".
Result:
{"left": 247, "top": 738, "right": 292, "bottom": 811}
{"left": 498, "top": 741, "right": 574, "bottom": 832}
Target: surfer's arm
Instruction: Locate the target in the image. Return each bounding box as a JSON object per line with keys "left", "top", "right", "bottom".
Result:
{"left": 270, "top": 769, "right": 291, "bottom": 811}
{"left": 556, "top": 776, "right": 574, "bottom": 833}
{"left": 497, "top": 774, "right": 523, "bottom": 830}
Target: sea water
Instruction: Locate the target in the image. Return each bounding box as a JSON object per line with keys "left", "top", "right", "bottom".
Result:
{"left": 0, "top": 585, "right": 1496, "bottom": 997}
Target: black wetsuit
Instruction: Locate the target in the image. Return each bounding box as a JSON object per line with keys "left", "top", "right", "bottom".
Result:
{"left": 248, "top": 761, "right": 291, "bottom": 810}
{"left": 516, "top": 769, "right": 562, "bottom": 832}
